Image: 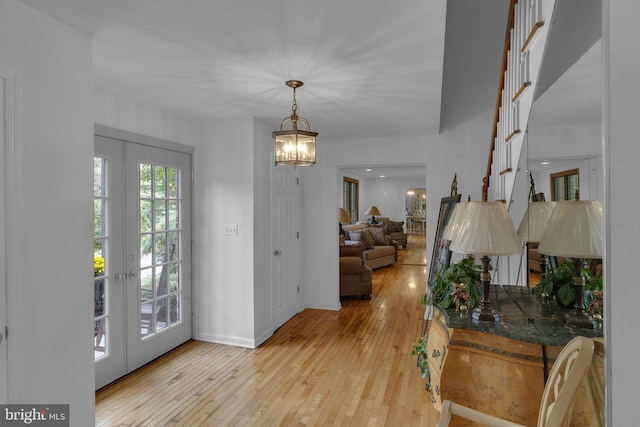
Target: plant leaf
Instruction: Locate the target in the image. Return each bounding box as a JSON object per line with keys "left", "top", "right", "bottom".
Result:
{"left": 557, "top": 284, "right": 575, "bottom": 306}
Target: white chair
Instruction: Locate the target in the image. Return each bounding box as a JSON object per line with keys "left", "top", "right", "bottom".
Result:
{"left": 412, "top": 211, "right": 423, "bottom": 231}
{"left": 436, "top": 335, "right": 595, "bottom": 427}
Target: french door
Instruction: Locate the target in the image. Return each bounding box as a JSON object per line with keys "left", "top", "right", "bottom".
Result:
{"left": 94, "top": 135, "right": 192, "bottom": 389}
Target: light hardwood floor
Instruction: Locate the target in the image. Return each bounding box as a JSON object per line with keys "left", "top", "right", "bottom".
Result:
{"left": 96, "top": 232, "right": 437, "bottom": 426}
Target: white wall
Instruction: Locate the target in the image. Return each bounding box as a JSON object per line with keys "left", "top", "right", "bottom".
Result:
{"left": 0, "top": 0, "right": 94, "bottom": 424}
{"left": 527, "top": 122, "right": 603, "bottom": 202}
{"left": 530, "top": 157, "right": 600, "bottom": 202}
{"left": 193, "top": 119, "right": 257, "bottom": 347}
{"left": 605, "top": 0, "right": 640, "bottom": 423}
{"left": 253, "top": 118, "right": 276, "bottom": 346}
{"left": 94, "top": 87, "right": 201, "bottom": 147}
{"left": 359, "top": 176, "right": 426, "bottom": 223}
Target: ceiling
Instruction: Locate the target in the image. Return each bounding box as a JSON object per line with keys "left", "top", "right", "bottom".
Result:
{"left": 19, "top": 0, "right": 452, "bottom": 140}
{"left": 19, "top": 0, "right": 600, "bottom": 179}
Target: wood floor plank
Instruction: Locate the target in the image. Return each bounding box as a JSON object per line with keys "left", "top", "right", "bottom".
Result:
{"left": 96, "top": 232, "right": 435, "bottom": 426}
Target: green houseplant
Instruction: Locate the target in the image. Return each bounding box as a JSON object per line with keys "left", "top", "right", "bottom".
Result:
{"left": 539, "top": 261, "right": 603, "bottom": 310}
{"left": 410, "top": 335, "right": 431, "bottom": 391}
{"left": 428, "top": 258, "right": 482, "bottom": 311}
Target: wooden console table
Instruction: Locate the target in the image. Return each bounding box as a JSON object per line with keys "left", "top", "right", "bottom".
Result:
{"left": 434, "top": 285, "right": 603, "bottom": 426}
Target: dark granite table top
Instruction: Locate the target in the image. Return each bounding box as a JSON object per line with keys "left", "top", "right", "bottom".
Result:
{"left": 439, "top": 285, "right": 603, "bottom": 347}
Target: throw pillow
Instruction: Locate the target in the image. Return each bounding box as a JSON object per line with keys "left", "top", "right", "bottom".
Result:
{"left": 368, "top": 226, "right": 388, "bottom": 245}
{"left": 359, "top": 229, "right": 376, "bottom": 249}
{"left": 349, "top": 231, "right": 363, "bottom": 242}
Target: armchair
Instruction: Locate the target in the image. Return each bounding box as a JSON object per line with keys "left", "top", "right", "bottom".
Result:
{"left": 380, "top": 218, "right": 407, "bottom": 248}
{"left": 339, "top": 244, "right": 373, "bottom": 298}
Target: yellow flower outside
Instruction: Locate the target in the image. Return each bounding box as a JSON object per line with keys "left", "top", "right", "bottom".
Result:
{"left": 94, "top": 256, "right": 105, "bottom": 277}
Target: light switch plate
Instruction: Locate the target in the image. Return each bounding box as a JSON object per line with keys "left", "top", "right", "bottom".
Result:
{"left": 224, "top": 224, "right": 238, "bottom": 236}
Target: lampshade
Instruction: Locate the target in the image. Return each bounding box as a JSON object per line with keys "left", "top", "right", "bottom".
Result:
{"left": 364, "top": 206, "right": 381, "bottom": 216}
{"left": 273, "top": 80, "right": 317, "bottom": 167}
{"left": 538, "top": 200, "right": 603, "bottom": 259}
{"left": 442, "top": 202, "right": 467, "bottom": 241}
{"left": 449, "top": 201, "right": 523, "bottom": 256}
{"left": 339, "top": 208, "right": 352, "bottom": 224}
{"left": 517, "top": 201, "right": 557, "bottom": 243}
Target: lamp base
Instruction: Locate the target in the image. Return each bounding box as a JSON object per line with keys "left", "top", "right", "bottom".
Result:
{"left": 564, "top": 309, "right": 599, "bottom": 329}
{"left": 472, "top": 306, "right": 501, "bottom": 322}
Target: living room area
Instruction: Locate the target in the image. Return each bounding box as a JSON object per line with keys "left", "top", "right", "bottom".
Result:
{"left": 338, "top": 165, "right": 427, "bottom": 299}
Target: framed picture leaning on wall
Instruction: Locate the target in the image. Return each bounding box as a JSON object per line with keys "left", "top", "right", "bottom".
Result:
{"left": 427, "top": 194, "right": 461, "bottom": 288}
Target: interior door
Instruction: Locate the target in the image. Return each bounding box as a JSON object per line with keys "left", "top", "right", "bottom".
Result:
{"left": 94, "top": 136, "right": 192, "bottom": 389}
{"left": 271, "top": 166, "right": 302, "bottom": 329}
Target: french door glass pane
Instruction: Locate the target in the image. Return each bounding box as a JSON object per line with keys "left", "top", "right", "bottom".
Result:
{"left": 94, "top": 157, "right": 108, "bottom": 360}
{"left": 568, "top": 174, "right": 579, "bottom": 200}
{"left": 139, "top": 163, "right": 182, "bottom": 339}
{"left": 350, "top": 182, "right": 358, "bottom": 221}
{"left": 553, "top": 177, "right": 564, "bottom": 201}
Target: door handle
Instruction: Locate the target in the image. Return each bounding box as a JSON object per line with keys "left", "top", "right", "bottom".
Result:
{"left": 128, "top": 270, "right": 138, "bottom": 279}
{"left": 273, "top": 249, "right": 281, "bottom": 256}
{"left": 115, "top": 273, "right": 126, "bottom": 281}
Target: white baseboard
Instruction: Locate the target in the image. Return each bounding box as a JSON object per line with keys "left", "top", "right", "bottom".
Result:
{"left": 195, "top": 332, "right": 257, "bottom": 349}
{"left": 304, "top": 302, "right": 342, "bottom": 311}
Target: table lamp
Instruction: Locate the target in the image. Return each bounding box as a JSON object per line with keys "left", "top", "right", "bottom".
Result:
{"left": 339, "top": 208, "right": 351, "bottom": 236}
{"left": 538, "top": 200, "right": 603, "bottom": 329}
{"left": 364, "top": 206, "right": 381, "bottom": 224}
{"left": 449, "top": 201, "right": 523, "bottom": 321}
{"left": 517, "top": 201, "right": 557, "bottom": 282}
{"left": 442, "top": 202, "right": 467, "bottom": 242}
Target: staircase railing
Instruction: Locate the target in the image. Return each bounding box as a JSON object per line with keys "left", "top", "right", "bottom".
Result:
{"left": 483, "top": 0, "right": 547, "bottom": 203}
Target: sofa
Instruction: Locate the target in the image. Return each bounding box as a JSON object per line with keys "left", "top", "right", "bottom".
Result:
{"left": 342, "top": 223, "right": 396, "bottom": 269}
{"left": 339, "top": 244, "right": 373, "bottom": 298}
{"left": 378, "top": 217, "right": 408, "bottom": 248}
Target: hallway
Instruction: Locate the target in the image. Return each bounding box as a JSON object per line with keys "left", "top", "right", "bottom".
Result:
{"left": 96, "top": 233, "right": 435, "bottom": 426}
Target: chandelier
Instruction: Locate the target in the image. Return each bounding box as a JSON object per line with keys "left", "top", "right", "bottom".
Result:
{"left": 272, "top": 80, "right": 317, "bottom": 166}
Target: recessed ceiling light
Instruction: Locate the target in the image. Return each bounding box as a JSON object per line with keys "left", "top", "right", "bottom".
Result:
{"left": 380, "top": 175, "right": 386, "bottom": 178}
{"left": 541, "top": 161, "right": 550, "bottom": 165}
{"left": 365, "top": 168, "right": 372, "bottom": 172}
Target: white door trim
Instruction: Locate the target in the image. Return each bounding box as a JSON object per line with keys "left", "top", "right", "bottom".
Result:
{"left": 94, "top": 124, "right": 194, "bottom": 156}
{"left": 1, "top": 66, "right": 24, "bottom": 403}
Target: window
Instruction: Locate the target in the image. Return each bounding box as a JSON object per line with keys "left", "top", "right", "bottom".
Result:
{"left": 550, "top": 168, "right": 579, "bottom": 201}
{"left": 343, "top": 177, "right": 359, "bottom": 222}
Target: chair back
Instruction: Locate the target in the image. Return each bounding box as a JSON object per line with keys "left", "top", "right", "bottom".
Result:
{"left": 585, "top": 338, "right": 605, "bottom": 427}
{"left": 426, "top": 313, "right": 452, "bottom": 412}
{"left": 537, "top": 336, "right": 595, "bottom": 427}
